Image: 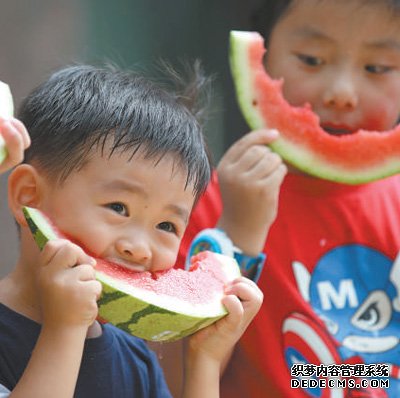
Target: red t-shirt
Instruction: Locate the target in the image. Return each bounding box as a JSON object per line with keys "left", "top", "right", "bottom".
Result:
{"left": 178, "top": 171, "right": 400, "bottom": 398}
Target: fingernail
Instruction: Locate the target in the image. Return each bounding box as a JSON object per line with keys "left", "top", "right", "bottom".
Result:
{"left": 224, "top": 285, "right": 232, "bottom": 294}
{"left": 265, "top": 129, "right": 279, "bottom": 138}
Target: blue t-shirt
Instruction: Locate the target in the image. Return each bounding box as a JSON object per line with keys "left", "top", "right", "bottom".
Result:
{"left": 0, "top": 303, "right": 172, "bottom": 397}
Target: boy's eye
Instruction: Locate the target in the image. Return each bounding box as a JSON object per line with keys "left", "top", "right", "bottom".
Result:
{"left": 157, "top": 221, "right": 177, "bottom": 234}
{"left": 297, "top": 53, "right": 323, "bottom": 67}
{"left": 107, "top": 202, "right": 129, "bottom": 216}
{"left": 365, "top": 64, "right": 393, "bottom": 74}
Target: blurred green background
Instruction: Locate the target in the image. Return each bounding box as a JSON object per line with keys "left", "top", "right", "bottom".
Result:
{"left": 0, "top": 0, "right": 262, "bottom": 275}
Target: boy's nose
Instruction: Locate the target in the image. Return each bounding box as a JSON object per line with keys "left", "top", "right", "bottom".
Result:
{"left": 323, "top": 72, "right": 358, "bottom": 110}
{"left": 115, "top": 236, "right": 152, "bottom": 266}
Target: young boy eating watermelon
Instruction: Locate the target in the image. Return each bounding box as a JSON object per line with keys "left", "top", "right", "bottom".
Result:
{"left": 0, "top": 64, "right": 263, "bottom": 397}
{"left": 173, "top": 0, "right": 400, "bottom": 397}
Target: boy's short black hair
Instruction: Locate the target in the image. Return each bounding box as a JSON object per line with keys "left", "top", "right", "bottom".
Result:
{"left": 19, "top": 63, "right": 212, "bottom": 201}
{"left": 250, "top": 0, "right": 292, "bottom": 44}
{"left": 251, "top": 0, "right": 400, "bottom": 44}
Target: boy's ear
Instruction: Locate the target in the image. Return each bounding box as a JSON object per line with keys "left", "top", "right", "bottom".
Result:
{"left": 8, "top": 164, "right": 45, "bottom": 227}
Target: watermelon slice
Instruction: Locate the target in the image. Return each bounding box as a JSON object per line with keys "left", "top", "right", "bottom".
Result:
{"left": 0, "top": 81, "right": 14, "bottom": 164}
{"left": 23, "top": 206, "right": 241, "bottom": 342}
{"left": 229, "top": 30, "right": 400, "bottom": 184}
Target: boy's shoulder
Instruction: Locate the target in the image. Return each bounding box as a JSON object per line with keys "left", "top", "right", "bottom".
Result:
{"left": 0, "top": 303, "right": 39, "bottom": 390}
{"left": 0, "top": 303, "right": 155, "bottom": 369}
{"left": 0, "top": 304, "right": 171, "bottom": 396}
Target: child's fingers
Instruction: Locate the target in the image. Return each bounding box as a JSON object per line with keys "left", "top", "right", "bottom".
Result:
{"left": 246, "top": 151, "right": 285, "bottom": 180}
{"left": 222, "top": 129, "right": 279, "bottom": 164}
{"left": 9, "top": 118, "right": 31, "bottom": 149}
{"left": 221, "top": 294, "right": 244, "bottom": 326}
{"left": 229, "top": 143, "right": 278, "bottom": 173}
{"left": 225, "top": 276, "right": 260, "bottom": 290}
{"left": 0, "top": 120, "right": 25, "bottom": 164}
{"left": 225, "top": 277, "right": 264, "bottom": 305}
{"left": 258, "top": 163, "right": 288, "bottom": 190}
{"left": 74, "top": 263, "right": 97, "bottom": 281}
{"left": 85, "top": 279, "right": 103, "bottom": 301}
{"left": 41, "top": 239, "right": 96, "bottom": 270}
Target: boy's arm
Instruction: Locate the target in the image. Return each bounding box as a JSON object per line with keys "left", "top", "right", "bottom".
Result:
{"left": 10, "top": 325, "right": 88, "bottom": 398}
{"left": 182, "top": 277, "right": 263, "bottom": 398}
{"left": 217, "top": 129, "right": 286, "bottom": 255}
{"left": 9, "top": 240, "right": 101, "bottom": 398}
{"left": 0, "top": 118, "right": 30, "bottom": 174}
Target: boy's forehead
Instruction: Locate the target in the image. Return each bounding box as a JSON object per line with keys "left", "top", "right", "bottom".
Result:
{"left": 278, "top": 0, "right": 400, "bottom": 37}
{"left": 289, "top": 0, "right": 400, "bottom": 16}
{"left": 86, "top": 139, "right": 174, "bottom": 169}
{"left": 84, "top": 144, "right": 191, "bottom": 186}
{"left": 43, "top": 145, "right": 196, "bottom": 210}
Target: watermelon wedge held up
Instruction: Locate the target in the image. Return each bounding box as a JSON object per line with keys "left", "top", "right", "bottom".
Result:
{"left": 0, "top": 81, "right": 14, "bottom": 165}
{"left": 23, "top": 206, "right": 241, "bottom": 342}
{"left": 229, "top": 30, "right": 400, "bottom": 184}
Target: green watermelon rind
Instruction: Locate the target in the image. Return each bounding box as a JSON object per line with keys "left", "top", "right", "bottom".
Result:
{"left": 0, "top": 81, "right": 14, "bottom": 165}
{"left": 97, "top": 277, "right": 227, "bottom": 342}
{"left": 229, "top": 30, "right": 400, "bottom": 184}
{"left": 23, "top": 207, "right": 59, "bottom": 250}
{"left": 23, "top": 205, "right": 241, "bottom": 342}
{"left": 229, "top": 32, "right": 266, "bottom": 131}
{"left": 96, "top": 252, "right": 240, "bottom": 342}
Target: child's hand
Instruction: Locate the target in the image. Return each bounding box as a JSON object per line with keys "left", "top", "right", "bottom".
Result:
{"left": 36, "top": 239, "right": 102, "bottom": 331}
{"left": 0, "top": 117, "right": 30, "bottom": 174}
{"left": 187, "top": 276, "right": 263, "bottom": 364}
{"left": 217, "top": 129, "right": 287, "bottom": 254}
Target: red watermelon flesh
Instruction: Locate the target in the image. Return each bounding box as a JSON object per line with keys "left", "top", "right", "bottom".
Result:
{"left": 229, "top": 30, "right": 400, "bottom": 184}
{"left": 95, "top": 251, "right": 233, "bottom": 306}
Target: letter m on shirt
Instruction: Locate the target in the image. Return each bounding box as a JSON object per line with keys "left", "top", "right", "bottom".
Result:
{"left": 317, "top": 279, "right": 358, "bottom": 310}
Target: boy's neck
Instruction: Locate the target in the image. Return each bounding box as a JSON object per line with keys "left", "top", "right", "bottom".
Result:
{"left": 0, "top": 267, "right": 41, "bottom": 322}
{"left": 0, "top": 270, "right": 103, "bottom": 339}
{"left": 0, "top": 232, "right": 45, "bottom": 321}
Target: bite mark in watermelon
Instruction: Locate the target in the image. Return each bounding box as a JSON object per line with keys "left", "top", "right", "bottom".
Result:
{"left": 0, "top": 81, "right": 14, "bottom": 165}
{"left": 23, "top": 206, "right": 241, "bottom": 342}
{"left": 229, "top": 30, "right": 400, "bottom": 184}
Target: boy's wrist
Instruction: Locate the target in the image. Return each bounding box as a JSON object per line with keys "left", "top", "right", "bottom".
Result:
{"left": 183, "top": 343, "right": 220, "bottom": 397}
{"left": 40, "top": 322, "right": 89, "bottom": 342}
{"left": 217, "top": 216, "right": 269, "bottom": 255}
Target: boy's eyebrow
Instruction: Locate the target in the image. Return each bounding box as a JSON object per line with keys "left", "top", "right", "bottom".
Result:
{"left": 166, "top": 204, "right": 190, "bottom": 223}
{"left": 293, "top": 26, "right": 400, "bottom": 53}
{"left": 291, "top": 26, "right": 334, "bottom": 43}
{"left": 102, "top": 179, "right": 145, "bottom": 195}
{"left": 365, "top": 39, "right": 400, "bottom": 52}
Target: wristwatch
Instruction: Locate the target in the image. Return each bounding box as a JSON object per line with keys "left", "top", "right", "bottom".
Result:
{"left": 186, "top": 228, "right": 266, "bottom": 283}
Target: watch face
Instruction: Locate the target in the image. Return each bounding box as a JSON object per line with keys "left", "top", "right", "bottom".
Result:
{"left": 190, "top": 237, "right": 222, "bottom": 256}
{"left": 186, "top": 229, "right": 235, "bottom": 271}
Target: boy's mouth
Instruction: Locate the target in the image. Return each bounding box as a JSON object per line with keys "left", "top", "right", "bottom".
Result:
{"left": 321, "top": 123, "right": 355, "bottom": 136}
{"left": 103, "top": 257, "right": 147, "bottom": 273}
